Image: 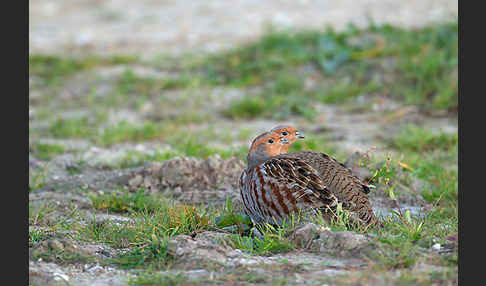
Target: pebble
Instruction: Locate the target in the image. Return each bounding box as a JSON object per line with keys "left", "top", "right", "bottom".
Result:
{"left": 53, "top": 272, "right": 69, "bottom": 282}
{"left": 87, "top": 265, "right": 105, "bottom": 274}
{"left": 48, "top": 239, "right": 64, "bottom": 251}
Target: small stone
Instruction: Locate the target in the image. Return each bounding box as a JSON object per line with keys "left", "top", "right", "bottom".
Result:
{"left": 48, "top": 239, "right": 64, "bottom": 251}
{"left": 87, "top": 264, "right": 104, "bottom": 274}
{"left": 128, "top": 175, "right": 143, "bottom": 187}
{"left": 319, "top": 230, "right": 372, "bottom": 257}
{"left": 295, "top": 273, "right": 304, "bottom": 284}
{"left": 446, "top": 234, "right": 457, "bottom": 242}
{"left": 167, "top": 232, "right": 235, "bottom": 265}
{"left": 143, "top": 176, "right": 154, "bottom": 188}
{"left": 92, "top": 214, "right": 133, "bottom": 227}
{"left": 432, "top": 243, "right": 441, "bottom": 251}
{"left": 53, "top": 272, "right": 69, "bottom": 282}
{"left": 289, "top": 223, "right": 320, "bottom": 248}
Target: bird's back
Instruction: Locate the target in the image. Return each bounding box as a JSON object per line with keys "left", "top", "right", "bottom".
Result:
{"left": 279, "top": 151, "right": 378, "bottom": 226}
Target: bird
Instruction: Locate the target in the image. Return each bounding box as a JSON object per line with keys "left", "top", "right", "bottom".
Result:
{"left": 270, "top": 125, "right": 380, "bottom": 227}
{"left": 239, "top": 131, "right": 339, "bottom": 226}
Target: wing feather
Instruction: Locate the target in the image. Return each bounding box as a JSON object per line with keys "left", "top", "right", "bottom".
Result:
{"left": 260, "top": 157, "right": 338, "bottom": 211}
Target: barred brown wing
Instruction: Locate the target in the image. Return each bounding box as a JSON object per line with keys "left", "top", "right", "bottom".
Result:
{"left": 239, "top": 156, "right": 338, "bottom": 225}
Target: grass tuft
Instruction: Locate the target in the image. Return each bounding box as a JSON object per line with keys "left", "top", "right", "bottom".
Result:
{"left": 30, "top": 142, "right": 66, "bottom": 160}
{"left": 90, "top": 189, "right": 165, "bottom": 213}
{"left": 29, "top": 229, "right": 46, "bottom": 244}
{"left": 389, "top": 124, "right": 457, "bottom": 152}
{"left": 111, "top": 237, "right": 172, "bottom": 270}
{"left": 29, "top": 55, "right": 138, "bottom": 86}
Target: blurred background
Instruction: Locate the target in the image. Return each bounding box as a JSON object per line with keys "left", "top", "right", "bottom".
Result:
{"left": 30, "top": 0, "right": 457, "bottom": 56}
{"left": 29, "top": 0, "right": 458, "bottom": 168}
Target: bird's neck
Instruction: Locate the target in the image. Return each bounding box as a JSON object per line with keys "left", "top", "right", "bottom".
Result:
{"left": 246, "top": 152, "right": 271, "bottom": 170}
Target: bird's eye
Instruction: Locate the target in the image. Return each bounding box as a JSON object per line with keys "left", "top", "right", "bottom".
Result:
{"left": 268, "top": 139, "right": 274, "bottom": 144}
{"left": 281, "top": 132, "right": 288, "bottom": 136}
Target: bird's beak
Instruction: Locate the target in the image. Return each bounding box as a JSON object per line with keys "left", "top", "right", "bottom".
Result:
{"left": 280, "top": 138, "right": 289, "bottom": 144}
{"left": 296, "top": 131, "right": 305, "bottom": 139}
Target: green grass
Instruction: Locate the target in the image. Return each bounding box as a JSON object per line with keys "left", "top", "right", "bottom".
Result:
{"left": 29, "top": 55, "right": 138, "bottom": 86}
{"left": 111, "top": 150, "right": 180, "bottom": 169}
{"left": 224, "top": 93, "right": 318, "bottom": 120}
{"left": 47, "top": 118, "right": 160, "bottom": 147}
{"left": 86, "top": 190, "right": 213, "bottom": 239}
{"left": 48, "top": 117, "right": 101, "bottom": 139}
{"left": 223, "top": 96, "right": 267, "bottom": 119}
{"left": 199, "top": 21, "right": 457, "bottom": 113}
{"left": 383, "top": 23, "right": 458, "bottom": 110}
{"left": 29, "top": 166, "right": 49, "bottom": 190}
{"left": 79, "top": 192, "right": 255, "bottom": 269}
{"left": 389, "top": 124, "right": 458, "bottom": 152}
{"left": 314, "top": 80, "right": 383, "bottom": 104}
{"left": 32, "top": 248, "right": 96, "bottom": 265}
{"left": 357, "top": 127, "right": 457, "bottom": 271}
{"left": 47, "top": 117, "right": 164, "bottom": 147}
{"left": 385, "top": 125, "right": 458, "bottom": 203}
{"left": 90, "top": 189, "right": 167, "bottom": 213}
{"left": 105, "top": 140, "right": 247, "bottom": 169}
{"left": 43, "top": 117, "right": 248, "bottom": 160}
{"left": 111, "top": 238, "right": 172, "bottom": 270}
{"left": 29, "top": 202, "right": 56, "bottom": 226}
{"left": 30, "top": 21, "right": 457, "bottom": 125}
{"left": 97, "top": 121, "right": 165, "bottom": 146}
{"left": 224, "top": 208, "right": 301, "bottom": 256}
{"left": 227, "top": 224, "right": 296, "bottom": 256}
{"left": 29, "top": 229, "right": 46, "bottom": 244}
{"left": 29, "top": 142, "right": 66, "bottom": 160}
{"left": 169, "top": 137, "right": 247, "bottom": 160}
{"left": 79, "top": 191, "right": 221, "bottom": 270}
{"left": 115, "top": 69, "right": 195, "bottom": 97}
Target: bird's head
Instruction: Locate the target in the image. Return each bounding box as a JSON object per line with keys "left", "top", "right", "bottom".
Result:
{"left": 247, "top": 131, "right": 288, "bottom": 169}
{"left": 270, "top": 125, "right": 305, "bottom": 153}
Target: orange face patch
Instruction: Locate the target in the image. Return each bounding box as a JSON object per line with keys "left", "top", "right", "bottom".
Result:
{"left": 249, "top": 132, "right": 283, "bottom": 156}
{"left": 272, "top": 126, "right": 298, "bottom": 142}
{"left": 271, "top": 126, "right": 300, "bottom": 153}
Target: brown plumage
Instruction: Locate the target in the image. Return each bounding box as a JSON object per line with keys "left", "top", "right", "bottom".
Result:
{"left": 271, "top": 125, "right": 379, "bottom": 227}
{"left": 239, "top": 132, "right": 339, "bottom": 226}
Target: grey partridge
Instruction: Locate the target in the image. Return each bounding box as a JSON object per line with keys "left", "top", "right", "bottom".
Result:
{"left": 239, "top": 131, "right": 339, "bottom": 226}
{"left": 270, "top": 125, "right": 379, "bottom": 227}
